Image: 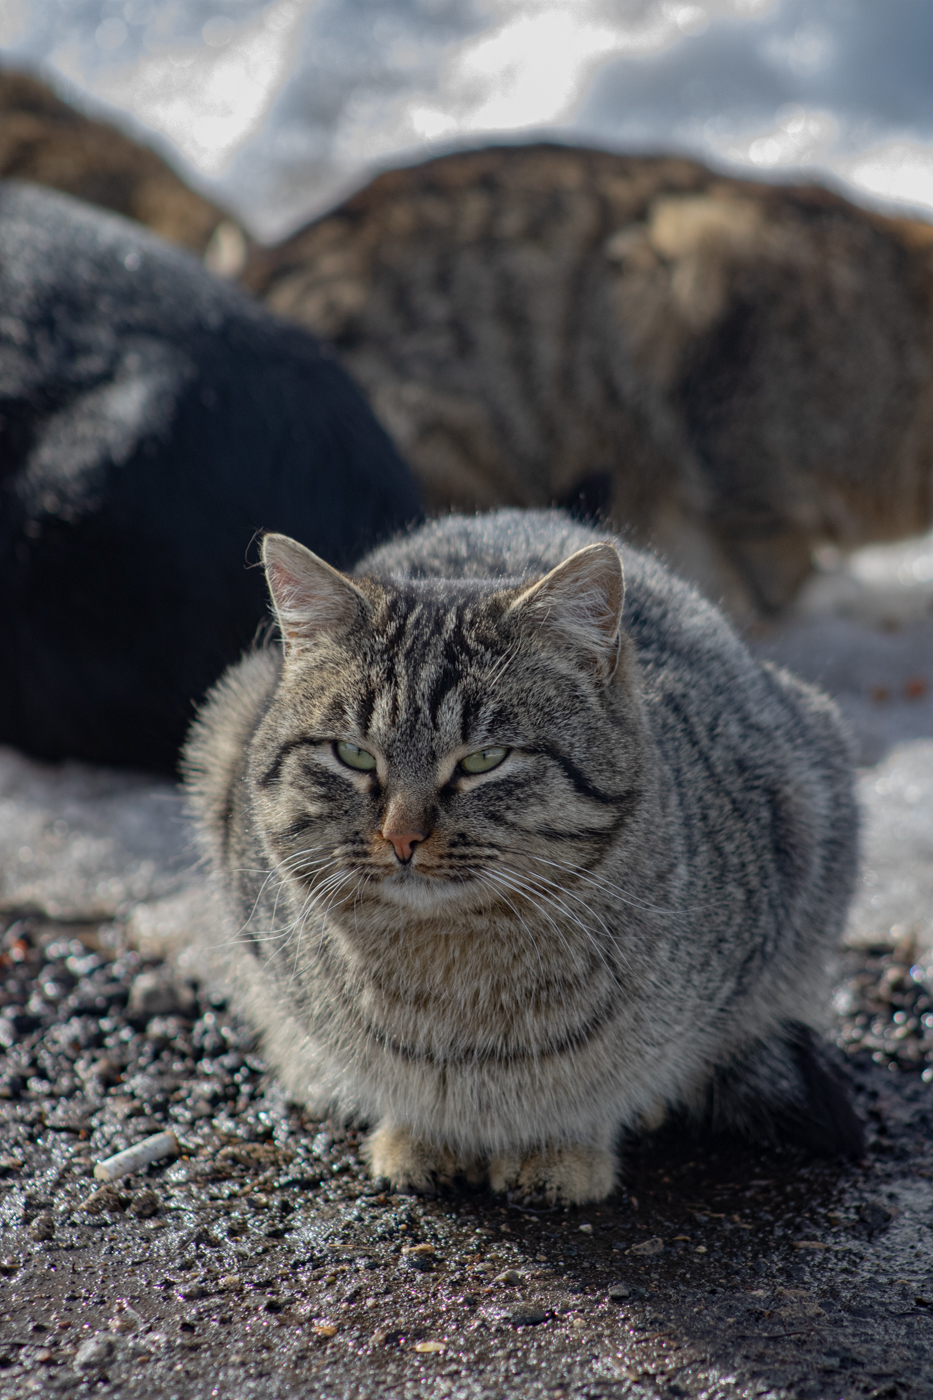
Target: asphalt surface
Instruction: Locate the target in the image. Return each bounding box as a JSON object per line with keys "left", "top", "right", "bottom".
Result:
{"left": 0, "top": 915, "right": 931, "bottom": 1400}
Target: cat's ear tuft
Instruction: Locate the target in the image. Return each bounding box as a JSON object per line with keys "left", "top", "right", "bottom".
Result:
{"left": 508, "top": 542, "right": 625, "bottom": 679}
{"left": 262, "top": 533, "right": 365, "bottom": 648}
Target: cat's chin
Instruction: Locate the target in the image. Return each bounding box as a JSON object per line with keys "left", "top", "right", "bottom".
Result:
{"left": 372, "top": 870, "right": 486, "bottom": 915}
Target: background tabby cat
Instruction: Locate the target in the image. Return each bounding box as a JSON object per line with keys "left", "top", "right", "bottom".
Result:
{"left": 246, "top": 144, "right": 933, "bottom": 619}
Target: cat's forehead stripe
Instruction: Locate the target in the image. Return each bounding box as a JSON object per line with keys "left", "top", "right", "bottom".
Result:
{"left": 364, "top": 593, "right": 491, "bottom": 746}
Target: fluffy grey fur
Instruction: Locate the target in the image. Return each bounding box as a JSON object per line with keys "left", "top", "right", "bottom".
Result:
{"left": 184, "top": 509, "right": 862, "bottom": 1203}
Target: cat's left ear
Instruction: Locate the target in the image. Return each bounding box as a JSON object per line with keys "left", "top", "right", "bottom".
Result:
{"left": 507, "top": 542, "right": 625, "bottom": 680}
{"left": 262, "top": 533, "right": 367, "bottom": 649}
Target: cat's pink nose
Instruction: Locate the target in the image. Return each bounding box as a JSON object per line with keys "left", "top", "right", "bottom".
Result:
{"left": 383, "top": 830, "right": 425, "bottom": 863}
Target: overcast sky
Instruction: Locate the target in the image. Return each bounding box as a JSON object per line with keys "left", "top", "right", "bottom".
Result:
{"left": 3, "top": 0, "right": 933, "bottom": 241}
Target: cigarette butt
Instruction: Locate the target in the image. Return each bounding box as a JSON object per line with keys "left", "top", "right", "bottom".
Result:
{"left": 94, "top": 1131, "right": 179, "bottom": 1182}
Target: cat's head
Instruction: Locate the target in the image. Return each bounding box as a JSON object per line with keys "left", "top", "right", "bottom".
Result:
{"left": 248, "top": 532, "right": 646, "bottom": 925}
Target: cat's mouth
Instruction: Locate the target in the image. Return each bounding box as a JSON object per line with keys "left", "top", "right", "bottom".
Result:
{"left": 370, "top": 863, "right": 487, "bottom": 911}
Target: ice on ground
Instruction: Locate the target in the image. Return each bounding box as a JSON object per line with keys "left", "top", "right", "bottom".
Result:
{"left": 849, "top": 742, "right": 933, "bottom": 957}
{"left": 751, "top": 530, "right": 933, "bottom": 766}
{"left": 0, "top": 745, "right": 196, "bottom": 923}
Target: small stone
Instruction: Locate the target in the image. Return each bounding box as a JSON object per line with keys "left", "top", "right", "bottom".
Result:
{"left": 629, "top": 1236, "right": 664, "bottom": 1256}
{"left": 403, "top": 1253, "right": 435, "bottom": 1273}
{"left": 494, "top": 1270, "right": 522, "bottom": 1285}
{"left": 178, "top": 1284, "right": 207, "bottom": 1301}
{"left": 511, "top": 1309, "right": 548, "bottom": 1327}
{"left": 695, "top": 1245, "right": 707, "bottom": 1254}
{"left": 402, "top": 1242, "right": 436, "bottom": 1255}
{"left": 413, "top": 1340, "right": 444, "bottom": 1353}
{"left": 128, "top": 1190, "right": 159, "bottom": 1219}
{"left": 312, "top": 1323, "right": 338, "bottom": 1337}
{"left": 108, "top": 1304, "right": 144, "bottom": 1335}
{"left": 128, "top": 973, "right": 187, "bottom": 1020}
{"left": 219, "top": 1274, "right": 242, "bottom": 1292}
{"left": 570, "top": 1316, "right": 586, "bottom": 1329}
{"left": 578, "top": 1223, "right": 593, "bottom": 1235}
{"left": 82, "top": 1185, "right": 129, "bottom": 1215}
{"left": 73, "top": 1334, "right": 117, "bottom": 1373}
{"left": 607, "top": 1284, "right": 630, "bottom": 1300}
{"left": 30, "top": 1212, "right": 55, "bottom": 1242}
{"left": 858, "top": 1201, "right": 893, "bottom": 1231}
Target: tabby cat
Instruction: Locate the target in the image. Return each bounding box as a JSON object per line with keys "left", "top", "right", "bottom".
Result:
{"left": 246, "top": 144, "right": 933, "bottom": 618}
{"left": 185, "top": 510, "right": 863, "bottom": 1203}
{"left": 0, "top": 70, "right": 230, "bottom": 255}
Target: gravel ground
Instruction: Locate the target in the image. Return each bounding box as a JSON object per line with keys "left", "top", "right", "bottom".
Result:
{"left": 0, "top": 914, "right": 931, "bottom": 1400}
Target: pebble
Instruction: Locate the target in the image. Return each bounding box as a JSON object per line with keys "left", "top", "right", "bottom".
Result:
{"left": 859, "top": 1201, "right": 894, "bottom": 1230}
{"left": 607, "top": 1284, "right": 631, "bottom": 1300}
{"left": 108, "top": 1304, "right": 144, "bottom": 1335}
{"left": 494, "top": 1270, "right": 522, "bottom": 1285}
{"left": 629, "top": 1237, "right": 664, "bottom": 1256}
{"left": 414, "top": 1340, "right": 444, "bottom": 1353}
{"left": 128, "top": 972, "right": 191, "bottom": 1020}
{"left": 29, "top": 1213, "right": 54, "bottom": 1242}
{"left": 128, "top": 1189, "right": 160, "bottom": 1219}
{"left": 73, "top": 1334, "right": 117, "bottom": 1373}
{"left": 511, "top": 1309, "right": 548, "bottom": 1327}
{"left": 578, "top": 1223, "right": 593, "bottom": 1234}
{"left": 82, "top": 1185, "right": 129, "bottom": 1215}
{"left": 403, "top": 1253, "right": 435, "bottom": 1273}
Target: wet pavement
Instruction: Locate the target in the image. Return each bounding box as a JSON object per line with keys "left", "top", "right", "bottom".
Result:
{"left": 0, "top": 915, "right": 930, "bottom": 1400}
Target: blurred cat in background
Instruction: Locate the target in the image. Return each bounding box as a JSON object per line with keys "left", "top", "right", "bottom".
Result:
{"left": 0, "top": 181, "right": 421, "bottom": 772}
{"left": 247, "top": 145, "right": 933, "bottom": 620}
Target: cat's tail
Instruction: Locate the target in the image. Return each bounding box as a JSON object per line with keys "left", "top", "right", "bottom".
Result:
{"left": 696, "top": 1023, "right": 865, "bottom": 1157}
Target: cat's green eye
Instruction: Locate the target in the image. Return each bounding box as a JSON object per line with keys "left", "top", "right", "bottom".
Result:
{"left": 336, "top": 740, "right": 377, "bottom": 771}
{"left": 460, "top": 746, "right": 508, "bottom": 775}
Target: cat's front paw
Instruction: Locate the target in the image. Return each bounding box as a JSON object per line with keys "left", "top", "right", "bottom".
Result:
{"left": 488, "top": 1143, "right": 617, "bottom": 1205}
{"left": 363, "top": 1123, "right": 482, "bottom": 1192}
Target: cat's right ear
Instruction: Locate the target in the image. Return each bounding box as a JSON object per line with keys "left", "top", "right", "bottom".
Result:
{"left": 262, "top": 533, "right": 366, "bottom": 648}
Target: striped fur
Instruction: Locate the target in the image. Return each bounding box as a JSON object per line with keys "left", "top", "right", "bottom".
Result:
{"left": 184, "top": 510, "right": 862, "bottom": 1203}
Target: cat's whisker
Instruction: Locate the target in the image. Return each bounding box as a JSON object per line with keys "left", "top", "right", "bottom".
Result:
{"left": 483, "top": 865, "right": 619, "bottom": 982}
{"left": 229, "top": 846, "right": 335, "bottom": 941}
{"left": 481, "top": 866, "right": 597, "bottom": 976}
{"left": 517, "top": 849, "right": 694, "bottom": 918}
{"left": 483, "top": 636, "right": 522, "bottom": 693}
{"left": 496, "top": 862, "right": 630, "bottom": 971}
{"left": 265, "top": 869, "right": 356, "bottom": 974}
{"left": 289, "top": 874, "right": 353, "bottom": 985}
{"left": 475, "top": 873, "right": 546, "bottom": 986}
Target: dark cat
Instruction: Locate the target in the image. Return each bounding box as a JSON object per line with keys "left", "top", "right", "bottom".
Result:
{"left": 0, "top": 181, "right": 422, "bottom": 772}
{"left": 185, "top": 509, "right": 863, "bottom": 1203}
